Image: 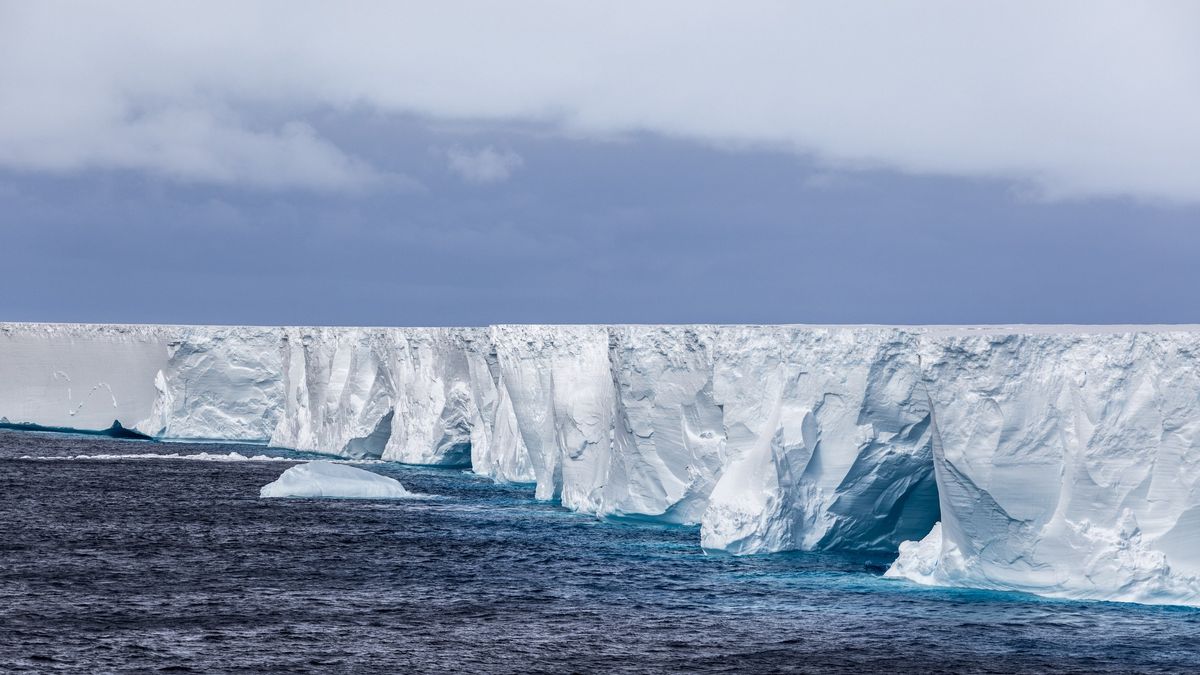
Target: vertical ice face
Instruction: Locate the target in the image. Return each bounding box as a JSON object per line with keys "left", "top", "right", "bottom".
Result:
{"left": 466, "top": 342, "right": 534, "bottom": 483}
{"left": 700, "top": 327, "right": 939, "bottom": 554}
{"left": 488, "top": 324, "right": 727, "bottom": 520}
{"left": 0, "top": 323, "right": 171, "bottom": 433}
{"left": 605, "top": 325, "right": 725, "bottom": 524}
{"left": 483, "top": 324, "right": 939, "bottom": 552}
{"left": 0, "top": 322, "right": 282, "bottom": 442}
{"left": 489, "top": 325, "right": 612, "bottom": 502}
{"left": 383, "top": 328, "right": 490, "bottom": 466}
{"left": 269, "top": 327, "right": 398, "bottom": 458}
{"left": 144, "top": 325, "right": 284, "bottom": 441}
{"left": 268, "top": 327, "right": 491, "bottom": 464}
{"left": 889, "top": 330, "right": 1200, "bottom": 605}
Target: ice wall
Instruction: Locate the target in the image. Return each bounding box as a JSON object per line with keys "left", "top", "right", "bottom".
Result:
{"left": 887, "top": 331, "right": 1200, "bottom": 605}
{"left": 0, "top": 323, "right": 171, "bottom": 433}
{"left": 144, "top": 325, "right": 282, "bottom": 441}
{"left": 2, "top": 321, "right": 1198, "bottom": 605}
{"left": 701, "top": 326, "right": 938, "bottom": 554}
{"left": 268, "top": 326, "right": 490, "bottom": 465}
{"left": 482, "top": 324, "right": 938, "bottom": 556}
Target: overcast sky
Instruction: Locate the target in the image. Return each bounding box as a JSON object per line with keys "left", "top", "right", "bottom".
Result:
{"left": 2, "top": 2, "right": 1198, "bottom": 326}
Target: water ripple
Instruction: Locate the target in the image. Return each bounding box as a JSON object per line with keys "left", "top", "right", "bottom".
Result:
{"left": 1, "top": 430, "right": 1196, "bottom": 673}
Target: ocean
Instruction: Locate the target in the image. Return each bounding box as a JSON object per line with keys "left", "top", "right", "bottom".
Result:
{"left": 2, "top": 430, "right": 1197, "bottom": 673}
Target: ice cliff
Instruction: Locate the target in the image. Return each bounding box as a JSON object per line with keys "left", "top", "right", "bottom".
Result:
{"left": 1, "top": 322, "right": 1197, "bottom": 605}
{"left": 887, "top": 330, "right": 1200, "bottom": 605}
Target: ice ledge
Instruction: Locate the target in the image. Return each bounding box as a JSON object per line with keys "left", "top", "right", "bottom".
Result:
{"left": 887, "top": 518, "right": 1200, "bottom": 607}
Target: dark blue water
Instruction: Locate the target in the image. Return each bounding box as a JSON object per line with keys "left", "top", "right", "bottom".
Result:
{"left": 2, "top": 430, "right": 1198, "bottom": 673}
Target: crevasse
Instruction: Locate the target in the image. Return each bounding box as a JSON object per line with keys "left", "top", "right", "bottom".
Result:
{"left": 2, "top": 322, "right": 1198, "bottom": 605}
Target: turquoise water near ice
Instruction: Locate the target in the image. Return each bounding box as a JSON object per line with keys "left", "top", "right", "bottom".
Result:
{"left": 2, "top": 430, "right": 1198, "bottom": 673}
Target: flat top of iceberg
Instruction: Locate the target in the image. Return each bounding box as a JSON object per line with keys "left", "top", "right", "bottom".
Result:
{"left": 260, "top": 461, "right": 413, "bottom": 499}
{"left": 5, "top": 321, "right": 1200, "bottom": 334}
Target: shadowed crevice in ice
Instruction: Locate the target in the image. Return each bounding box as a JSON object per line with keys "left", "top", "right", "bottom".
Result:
{"left": 432, "top": 441, "right": 473, "bottom": 469}
{"left": 342, "top": 411, "right": 392, "bottom": 460}
{"left": 819, "top": 414, "right": 941, "bottom": 553}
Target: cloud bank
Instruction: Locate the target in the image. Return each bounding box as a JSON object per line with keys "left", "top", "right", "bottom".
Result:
{"left": 1, "top": 1, "right": 1197, "bottom": 200}
{"left": 446, "top": 146, "right": 524, "bottom": 184}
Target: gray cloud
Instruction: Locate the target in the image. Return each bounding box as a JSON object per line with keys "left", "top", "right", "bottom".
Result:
{"left": 3, "top": 116, "right": 1198, "bottom": 326}
{"left": 446, "top": 146, "right": 524, "bottom": 183}
{"left": 1, "top": 2, "right": 1198, "bottom": 200}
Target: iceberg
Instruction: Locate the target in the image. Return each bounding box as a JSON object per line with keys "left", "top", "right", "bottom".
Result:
{"left": 3, "top": 321, "right": 1200, "bottom": 605}
{"left": 259, "top": 461, "right": 412, "bottom": 499}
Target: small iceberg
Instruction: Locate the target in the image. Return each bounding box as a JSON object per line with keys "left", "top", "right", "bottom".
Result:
{"left": 260, "top": 461, "right": 412, "bottom": 499}
{"left": 884, "top": 522, "right": 943, "bottom": 585}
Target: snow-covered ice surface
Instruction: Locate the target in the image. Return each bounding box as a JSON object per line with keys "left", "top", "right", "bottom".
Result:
{"left": 3, "top": 322, "right": 1200, "bottom": 605}
{"left": 259, "top": 461, "right": 412, "bottom": 499}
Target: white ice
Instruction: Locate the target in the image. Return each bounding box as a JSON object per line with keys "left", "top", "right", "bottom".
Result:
{"left": 259, "top": 460, "right": 412, "bottom": 499}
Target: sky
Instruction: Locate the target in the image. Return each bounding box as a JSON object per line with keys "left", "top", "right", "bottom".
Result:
{"left": 2, "top": 1, "right": 1198, "bottom": 326}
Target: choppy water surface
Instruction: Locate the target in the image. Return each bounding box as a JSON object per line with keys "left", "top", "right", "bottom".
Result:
{"left": 2, "top": 430, "right": 1198, "bottom": 673}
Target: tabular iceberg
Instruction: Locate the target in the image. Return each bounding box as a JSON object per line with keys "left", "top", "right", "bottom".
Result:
{"left": 259, "top": 461, "right": 412, "bottom": 499}
{"left": 2, "top": 321, "right": 1198, "bottom": 606}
